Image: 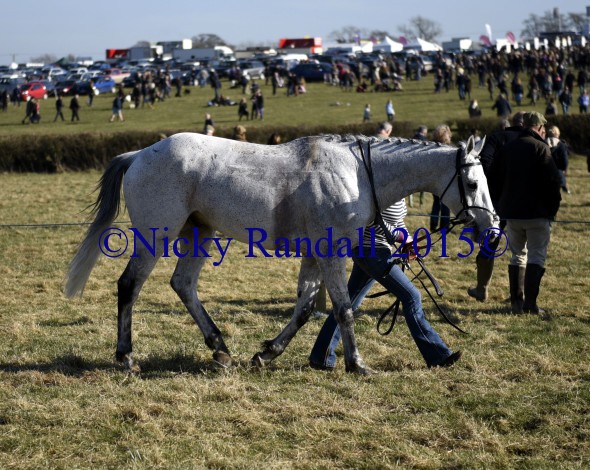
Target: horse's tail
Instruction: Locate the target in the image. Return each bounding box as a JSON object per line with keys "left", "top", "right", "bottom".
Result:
{"left": 64, "top": 151, "right": 139, "bottom": 297}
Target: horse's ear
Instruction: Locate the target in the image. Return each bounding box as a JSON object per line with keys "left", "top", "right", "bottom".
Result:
{"left": 474, "top": 135, "right": 486, "bottom": 155}
{"left": 466, "top": 135, "right": 476, "bottom": 153}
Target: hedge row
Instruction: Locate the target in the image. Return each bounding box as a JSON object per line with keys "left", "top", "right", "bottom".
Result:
{"left": 1, "top": 116, "right": 588, "bottom": 172}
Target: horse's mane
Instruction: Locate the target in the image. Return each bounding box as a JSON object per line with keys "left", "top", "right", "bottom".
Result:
{"left": 320, "top": 133, "right": 452, "bottom": 152}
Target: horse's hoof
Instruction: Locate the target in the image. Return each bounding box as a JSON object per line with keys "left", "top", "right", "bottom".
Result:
{"left": 213, "top": 350, "right": 233, "bottom": 369}
{"left": 345, "top": 362, "right": 375, "bottom": 375}
{"left": 117, "top": 352, "right": 140, "bottom": 374}
{"left": 115, "top": 350, "right": 128, "bottom": 363}
{"left": 250, "top": 352, "right": 268, "bottom": 369}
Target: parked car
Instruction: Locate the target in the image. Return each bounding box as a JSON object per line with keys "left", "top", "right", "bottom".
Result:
{"left": 19, "top": 81, "right": 48, "bottom": 100}
{"left": 122, "top": 72, "right": 141, "bottom": 88}
{"left": 43, "top": 67, "right": 67, "bottom": 81}
{"left": 104, "top": 68, "right": 130, "bottom": 84}
{"left": 92, "top": 76, "right": 117, "bottom": 94}
{"left": 40, "top": 80, "right": 56, "bottom": 96}
{"left": 236, "top": 60, "right": 265, "bottom": 80}
{"left": 68, "top": 67, "right": 88, "bottom": 75}
{"left": 80, "top": 71, "right": 104, "bottom": 81}
{"left": 65, "top": 73, "right": 84, "bottom": 82}
{"left": 54, "top": 80, "right": 79, "bottom": 96}
{"left": 75, "top": 80, "right": 93, "bottom": 95}
{"left": 0, "top": 76, "right": 27, "bottom": 94}
{"left": 290, "top": 62, "right": 334, "bottom": 82}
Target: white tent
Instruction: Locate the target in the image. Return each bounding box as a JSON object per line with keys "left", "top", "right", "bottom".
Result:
{"left": 373, "top": 36, "right": 404, "bottom": 53}
{"left": 404, "top": 37, "right": 443, "bottom": 52}
{"left": 324, "top": 41, "right": 373, "bottom": 55}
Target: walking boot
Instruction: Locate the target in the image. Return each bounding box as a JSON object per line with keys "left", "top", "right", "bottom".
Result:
{"left": 508, "top": 265, "right": 525, "bottom": 313}
{"left": 523, "top": 264, "right": 546, "bottom": 314}
{"left": 467, "top": 254, "right": 495, "bottom": 301}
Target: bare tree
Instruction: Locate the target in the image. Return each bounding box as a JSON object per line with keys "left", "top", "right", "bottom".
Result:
{"left": 328, "top": 26, "right": 369, "bottom": 43}
{"left": 368, "top": 30, "right": 392, "bottom": 42}
{"left": 520, "top": 9, "right": 582, "bottom": 37}
{"left": 31, "top": 53, "right": 58, "bottom": 64}
{"left": 521, "top": 14, "right": 546, "bottom": 38}
{"left": 191, "top": 34, "right": 227, "bottom": 48}
{"left": 568, "top": 13, "right": 587, "bottom": 32}
{"left": 398, "top": 16, "right": 442, "bottom": 42}
{"left": 133, "top": 40, "right": 151, "bottom": 47}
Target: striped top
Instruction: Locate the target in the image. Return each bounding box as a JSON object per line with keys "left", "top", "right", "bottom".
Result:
{"left": 362, "top": 199, "right": 408, "bottom": 248}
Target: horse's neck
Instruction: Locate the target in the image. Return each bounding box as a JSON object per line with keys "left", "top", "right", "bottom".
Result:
{"left": 373, "top": 145, "right": 454, "bottom": 206}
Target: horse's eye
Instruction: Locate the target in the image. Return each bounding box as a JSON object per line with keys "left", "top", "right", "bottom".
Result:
{"left": 467, "top": 182, "right": 478, "bottom": 191}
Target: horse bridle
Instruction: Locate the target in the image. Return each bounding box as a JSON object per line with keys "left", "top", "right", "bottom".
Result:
{"left": 438, "top": 147, "right": 498, "bottom": 228}
{"left": 356, "top": 140, "right": 496, "bottom": 335}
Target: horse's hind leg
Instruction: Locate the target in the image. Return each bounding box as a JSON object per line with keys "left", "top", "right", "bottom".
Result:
{"left": 251, "top": 256, "right": 322, "bottom": 367}
{"left": 170, "top": 227, "right": 232, "bottom": 368}
{"left": 117, "top": 251, "right": 160, "bottom": 370}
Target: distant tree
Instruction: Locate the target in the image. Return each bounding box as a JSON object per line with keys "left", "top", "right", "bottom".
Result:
{"left": 368, "top": 30, "right": 392, "bottom": 42}
{"left": 66, "top": 54, "right": 76, "bottom": 63}
{"left": 133, "top": 40, "right": 151, "bottom": 47}
{"left": 567, "top": 12, "right": 587, "bottom": 32}
{"left": 328, "top": 26, "right": 369, "bottom": 43}
{"left": 191, "top": 34, "right": 227, "bottom": 48}
{"left": 31, "top": 53, "right": 57, "bottom": 64}
{"left": 398, "top": 16, "right": 442, "bottom": 42}
{"left": 521, "top": 9, "right": 583, "bottom": 37}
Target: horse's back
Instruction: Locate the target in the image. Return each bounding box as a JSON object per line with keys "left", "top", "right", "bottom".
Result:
{"left": 122, "top": 133, "right": 365, "bottom": 240}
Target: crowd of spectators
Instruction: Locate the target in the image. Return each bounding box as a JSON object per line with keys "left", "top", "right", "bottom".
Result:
{"left": 3, "top": 42, "right": 590, "bottom": 130}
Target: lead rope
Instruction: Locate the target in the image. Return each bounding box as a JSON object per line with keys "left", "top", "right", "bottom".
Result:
{"left": 357, "top": 140, "right": 468, "bottom": 336}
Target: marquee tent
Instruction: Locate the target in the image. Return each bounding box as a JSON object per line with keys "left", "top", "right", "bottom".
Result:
{"left": 373, "top": 36, "right": 404, "bottom": 53}
{"left": 404, "top": 37, "right": 443, "bottom": 52}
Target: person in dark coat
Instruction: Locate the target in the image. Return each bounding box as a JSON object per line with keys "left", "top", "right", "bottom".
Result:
{"left": 22, "top": 97, "right": 36, "bottom": 124}
{"left": 467, "top": 112, "right": 523, "bottom": 302}
{"left": 546, "top": 125, "right": 569, "bottom": 194}
{"left": 493, "top": 112, "right": 561, "bottom": 314}
{"left": 70, "top": 94, "right": 80, "bottom": 121}
{"left": 491, "top": 92, "right": 512, "bottom": 118}
{"left": 0, "top": 90, "right": 8, "bottom": 112}
{"left": 54, "top": 94, "right": 65, "bottom": 122}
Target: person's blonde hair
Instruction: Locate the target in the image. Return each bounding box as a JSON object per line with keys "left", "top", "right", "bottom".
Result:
{"left": 432, "top": 124, "right": 452, "bottom": 144}
{"left": 546, "top": 125, "right": 560, "bottom": 139}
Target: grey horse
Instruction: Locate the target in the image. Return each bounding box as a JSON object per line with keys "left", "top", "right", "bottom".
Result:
{"left": 65, "top": 133, "right": 498, "bottom": 374}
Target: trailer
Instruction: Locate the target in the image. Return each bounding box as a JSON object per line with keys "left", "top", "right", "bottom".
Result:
{"left": 172, "top": 46, "right": 234, "bottom": 62}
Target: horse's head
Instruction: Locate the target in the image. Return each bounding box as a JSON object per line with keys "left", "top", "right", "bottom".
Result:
{"left": 440, "top": 136, "right": 499, "bottom": 237}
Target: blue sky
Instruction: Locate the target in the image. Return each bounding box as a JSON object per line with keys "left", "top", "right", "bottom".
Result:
{"left": 0, "top": 0, "right": 585, "bottom": 63}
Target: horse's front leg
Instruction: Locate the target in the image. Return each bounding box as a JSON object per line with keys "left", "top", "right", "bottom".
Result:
{"left": 318, "top": 257, "right": 371, "bottom": 375}
{"left": 251, "top": 256, "right": 321, "bottom": 368}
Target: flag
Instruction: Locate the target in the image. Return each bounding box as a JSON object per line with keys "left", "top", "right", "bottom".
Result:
{"left": 485, "top": 24, "right": 493, "bottom": 42}
{"left": 480, "top": 35, "right": 491, "bottom": 47}
{"left": 399, "top": 36, "right": 408, "bottom": 46}
{"left": 506, "top": 32, "right": 516, "bottom": 45}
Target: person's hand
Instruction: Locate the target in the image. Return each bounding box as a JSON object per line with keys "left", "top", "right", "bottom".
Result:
{"left": 401, "top": 238, "right": 417, "bottom": 261}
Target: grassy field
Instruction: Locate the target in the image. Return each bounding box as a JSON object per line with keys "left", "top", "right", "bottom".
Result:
{"left": 1, "top": 72, "right": 590, "bottom": 468}
{"left": 0, "top": 155, "right": 589, "bottom": 468}
{"left": 0, "top": 72, "right": 561, "bottom": 139}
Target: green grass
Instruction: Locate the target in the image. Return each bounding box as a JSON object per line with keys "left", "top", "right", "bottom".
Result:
{"left": 1, "top": 73, "right": 590, "bottom": 468}
{"left": 0, "top": 156, "right": 589, "bottom": 468}
{"left": 0, "top": 74, "right": 559, "bottom": 139}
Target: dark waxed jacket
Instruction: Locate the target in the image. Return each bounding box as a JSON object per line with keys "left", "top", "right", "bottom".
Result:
{"left": 480, "top": 125, "right": 523, "bottom": 206}
{"left": 495, "top": 128, "right": 561, "bottom": 220}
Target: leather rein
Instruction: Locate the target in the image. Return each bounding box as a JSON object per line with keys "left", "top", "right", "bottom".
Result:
{"left": 356, "top": 139, "right": 491, "bottom": 336}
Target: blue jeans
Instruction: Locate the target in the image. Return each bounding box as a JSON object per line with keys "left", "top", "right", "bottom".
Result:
{"left": 309, "top": 247, "right": 454, "bottom": 368}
